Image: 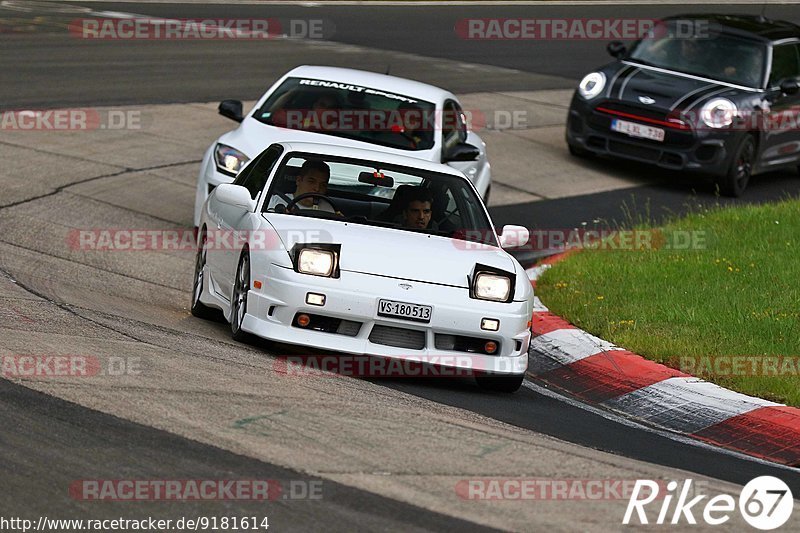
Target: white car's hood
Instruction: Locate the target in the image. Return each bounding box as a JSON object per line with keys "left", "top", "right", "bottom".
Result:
{"left": 264, "top": 215, "right": 513, "bottom": 288}
{"left": 222, "top": 118, "right": 438, "bottom": 162}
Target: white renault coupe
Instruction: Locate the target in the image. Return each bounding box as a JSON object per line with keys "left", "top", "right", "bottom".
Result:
{"left": 191, "top": 142, "right": 531, "bottom": 391}
{"left": 194, "top": 65, "right": 492, "bottom": 228}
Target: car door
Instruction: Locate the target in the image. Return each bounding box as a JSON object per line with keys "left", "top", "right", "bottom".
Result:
{"left": 761, "top": 41, "right": 800, "bottom": 167}
{"left": 217, "top": 145, "right": 283, "bottom": 299}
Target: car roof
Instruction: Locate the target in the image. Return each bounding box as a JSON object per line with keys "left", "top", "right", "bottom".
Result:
{"left": 276, "top": 141, "right": 468, "bottom": 178}
{"left": 663, "top": 14, "right": 800, "bottom": 42}
{"left": 283, "top": 65, "right": 455, "bottom": 104}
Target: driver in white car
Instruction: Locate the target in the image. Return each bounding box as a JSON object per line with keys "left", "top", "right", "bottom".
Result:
{"left": 267, "top": 159, "right": 336, "bottom": 213}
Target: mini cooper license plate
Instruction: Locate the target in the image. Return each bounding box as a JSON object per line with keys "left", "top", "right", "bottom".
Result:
{"left": 378, "top": 299, "right": 432, "bottom": 323}
{"left": 611, "top": 118, "right": 665, "bottom": 142}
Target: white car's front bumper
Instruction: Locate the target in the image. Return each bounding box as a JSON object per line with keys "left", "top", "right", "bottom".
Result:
{"left": 239, "top": 264, "right": 531, "bottom": 375}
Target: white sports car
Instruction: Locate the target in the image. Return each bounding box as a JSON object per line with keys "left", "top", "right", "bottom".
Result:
{"left": 191, "top": 142, "right": 532, "bottom": 392}
{"left": 194, "top": 65, "right": 492, "bottom": 228}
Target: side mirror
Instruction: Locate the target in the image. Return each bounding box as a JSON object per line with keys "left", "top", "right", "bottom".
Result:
{"left": 444, "top": 142, "right": 480, "bottom": 162}
{"left": 780, "top": 79, "right": 799, "bottom": 95}
{"left": 607, "top": 41, "right": 627, "bottom": 59}
{"left": 219, "top": 100, "right": 244, "bottom": 123}
{"left": 214, "top": 183, "right": 255, "bottom": 211}
{"left": 498, "top": 225, "right": 529, "bottom": 249}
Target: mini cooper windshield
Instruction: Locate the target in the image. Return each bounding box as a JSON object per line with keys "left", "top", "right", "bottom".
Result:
{"left": 254, "top": 78, "right": 437, "bottom": 151}
{"left": 262, "top": 152, "right": 497, "bottom": 247}
{"left": 628, "top": 26, "right": 767, "bottom": 88}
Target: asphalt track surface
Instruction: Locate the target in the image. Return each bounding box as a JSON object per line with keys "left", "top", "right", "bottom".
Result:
{"left": 2, "top": 1, "right": 800, "bottom": 530}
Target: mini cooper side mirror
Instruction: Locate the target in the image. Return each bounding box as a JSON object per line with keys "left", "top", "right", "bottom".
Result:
{"left": 780, "top": 79, "right": 799, "bottom": 95}
{"left": 219, "top": 99, "right": 244, "bottom": 123}
{"left": 607, "top": 41, "right": 627, "bottom": 59}
{"left": 214, "top": 183, "right": 255, "bottom": 211}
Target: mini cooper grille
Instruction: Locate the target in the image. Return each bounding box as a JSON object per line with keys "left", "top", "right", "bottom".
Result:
{"left": 598, "top": 101, "right": 672, "bottom": 122}
{"left": 590, "top": 101, "right": 695, "bottom": 148}
{"left": 369, "top": 325, "right": 426, "bottom": 350}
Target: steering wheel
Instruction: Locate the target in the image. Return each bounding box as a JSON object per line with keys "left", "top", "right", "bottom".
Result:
{"left": 284, "top": 192, "right": 339, "bottom": 214}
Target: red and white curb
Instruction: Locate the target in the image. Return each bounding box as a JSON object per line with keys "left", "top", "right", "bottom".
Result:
{"left": 525, "top": 255, "right": 800, "bottom": 468}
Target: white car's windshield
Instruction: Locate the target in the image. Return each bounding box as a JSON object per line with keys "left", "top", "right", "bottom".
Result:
{"left": 628, "top": 25, "right": 766, "bottom": 88}
{"left": 262, "top": 152, "right": 497, "bottom": 247}
{"left": 254, "top": 77, "right": 437, "bottom": 151}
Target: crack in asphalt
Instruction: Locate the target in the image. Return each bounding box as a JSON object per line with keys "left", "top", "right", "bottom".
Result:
{"left": 492, "top": 178, "right": 549, "bottom": 200}
{"left": 0, "top": 264, "right": 144, "bottom": 345}
{"left": 0, "top": 239, "right": 184, "bottom": 292}
{"left": 0, "top": 158, "right": 201, "bottom": 210}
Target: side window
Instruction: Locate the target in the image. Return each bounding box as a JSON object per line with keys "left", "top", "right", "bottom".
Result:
{"left": 769, "top": 44, "right": 800, "bottom": 86}
{"left": 441, "top": 101, "right": 461, "bottom": 158}
{"left": 234, "top": 144, "right": 284, "bottom": 199}
{"left": 453, "top": 102, "right": 469, "bottom": 143}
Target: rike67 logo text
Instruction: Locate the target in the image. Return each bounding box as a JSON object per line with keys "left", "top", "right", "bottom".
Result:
{"left": 624, "top": 477, "right": 794, "bottom": 530}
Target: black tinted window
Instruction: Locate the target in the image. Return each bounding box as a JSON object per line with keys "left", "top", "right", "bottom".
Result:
{"left": 769, "top": 44, "right": 800, "bottom": 86}
{"left": 234, "top": 144, "right": 284, "bottom": 199}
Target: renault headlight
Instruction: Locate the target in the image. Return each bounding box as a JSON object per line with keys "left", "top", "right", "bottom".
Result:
{"left": 474, "top": 273, "right": 512, "bottom": 302}
{"left": 700, "top": 98, "right": 737, "bottom": 129}
{"left": 298, "top": 248, "right": 335, "bottom": 277}
{"left": 578, "top": 72, "right": 606, "bottom": 99}
{"left": 214, "top": 143, "right": 250, "bottom": 176}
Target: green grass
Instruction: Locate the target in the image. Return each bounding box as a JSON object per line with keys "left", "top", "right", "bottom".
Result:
{"left": 536, "top": 199, "right": 800, "bottom": 407}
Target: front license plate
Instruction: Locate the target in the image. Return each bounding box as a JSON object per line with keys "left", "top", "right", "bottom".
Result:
{"left": 377, "top": 299, "right": 432, "bottom": 323}
{"left": 611, "top": 118, "right": 665, "bottom": 142}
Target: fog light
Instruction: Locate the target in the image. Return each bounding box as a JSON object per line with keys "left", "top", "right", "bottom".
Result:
{"left": 481, "top": 318, "right": 500, "bottom": 331}
{"left": 485, "top": 341, "right": 498, "bottom": 354}
{"left": 306, "top": 293, "right": 325, "bottom": 306}
{"left": 297, "top": 314, "right": 311, "bottom": 327}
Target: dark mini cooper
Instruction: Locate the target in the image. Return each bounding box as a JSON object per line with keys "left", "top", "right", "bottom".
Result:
{"left": 567, "top": 15, "right": 800, "bottom": 196}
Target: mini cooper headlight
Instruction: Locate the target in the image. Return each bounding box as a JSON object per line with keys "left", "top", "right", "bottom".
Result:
{"left": 700, "top": 98, "right": 737, "bottom": 129}
{"left": 214, "top": 143, "right": 250, "bottom": 176}
{"left": 474, "top": 273, "right": 512, "bottom": 302}
{"left": 578, "top": 72, "right": 606, "bottom": 99}
{"left": 298, "top": 248, "right": 335, "bottom": 277}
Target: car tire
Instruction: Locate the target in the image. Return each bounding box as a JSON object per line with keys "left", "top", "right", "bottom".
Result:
{"left": 230, "top": 250, "right": 254, "bottom": 343}
{"left": 475, "top": 373, "right": 525, "bottom": 393}
{"left": 718, "top": 135, "right": 756, "bottom": 197}
{"left": 190, "top": 227, "right": 216, "bottom": 319}
{"left": 568, "top": 143, "right": 594, "bottom": 158}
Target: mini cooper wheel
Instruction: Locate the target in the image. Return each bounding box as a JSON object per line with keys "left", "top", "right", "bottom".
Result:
{"left": 190, "top": 228, "right": 216, "bottom": 319}
{"left": 231, "top": 250, "right": 254, "bottom": 342}
{"left": 719, "top": 135, "right": 755, "bottom": 197}
{"left": 475, "top": 373, "right": 525, "bottom": 393}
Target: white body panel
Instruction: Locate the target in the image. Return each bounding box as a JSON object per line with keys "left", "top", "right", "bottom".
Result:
{"left": 195, "top": 142, "right": 529, "bottom": 376}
